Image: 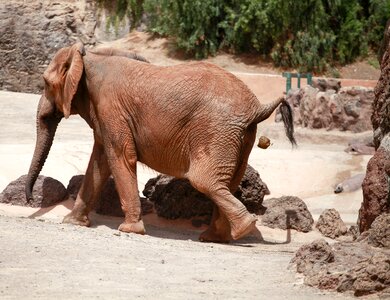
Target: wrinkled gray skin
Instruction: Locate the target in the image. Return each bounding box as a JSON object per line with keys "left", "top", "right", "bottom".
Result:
{"left": 25, "top": 43, "right": 296, "bottom": 242}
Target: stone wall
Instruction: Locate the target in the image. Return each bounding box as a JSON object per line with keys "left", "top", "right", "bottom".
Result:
{"left": 0, "top": 0, "right": 97, "bottom": 93}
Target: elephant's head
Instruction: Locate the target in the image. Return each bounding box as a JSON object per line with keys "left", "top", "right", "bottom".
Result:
{"left": 25, "top": 43, "right": 85, "bottom": 201}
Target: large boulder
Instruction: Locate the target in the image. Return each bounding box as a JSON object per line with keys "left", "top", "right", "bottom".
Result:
{"left": 276, "top": 84, "right": 374, "bottom": 133}
{"left": 142, "top": 164, "right": 270, "bottom": 221}
{"left": 316, "top": 208, "right": 348, "bottom": 239}
{"left": 0, "top": 175, "right": 68, "bottom": 208}
{"left": 358, "top": 145, "right": 390, "bottom": 232}
{"left": 0, "top": 0, "right": 96, "bottom": 93}
{"left": 260, "top": 196, "right": 314, "bottom": 232}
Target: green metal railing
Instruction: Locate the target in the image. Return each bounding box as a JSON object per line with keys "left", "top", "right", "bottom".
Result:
{"left": 282, "top": 72, "right": 312, "bottom": 93}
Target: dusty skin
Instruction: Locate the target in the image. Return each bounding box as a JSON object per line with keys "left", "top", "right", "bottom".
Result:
{"left": 0, "top": 90, "right": 374, "bottom": 299}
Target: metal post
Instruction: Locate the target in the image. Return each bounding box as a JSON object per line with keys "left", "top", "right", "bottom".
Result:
{"left": 307, "top": 73, "right": 312, "bottom": 85}
{"left": 285, "top": 73, "right": 291, "bottom": 93}
{"left": 297, "top": 73, "right": 301, "bottom": 89}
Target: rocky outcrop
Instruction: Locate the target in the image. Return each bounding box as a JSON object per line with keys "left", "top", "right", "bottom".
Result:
{"left": 143, "top": 165, "right": 270, "bottom": 221}
{"left": 276, "top": 84, "right": 374, "bottom": 133}
{"left": 0, "top": 175, "right": 67, "bottom": 208}
{"left": 316, "top": 209, "right": 347, "bottom": 239}
{"left": 358, "top": 23, "right": 390, "bottom": 233}
{"left": 358, "top": 143, "right": 390, "bottom": 232}
{"left": 260, "top": 196, "right": 314, "bottom": 232}
{"left": 290, "top": 239, "right": 390, "bottom": 297}
{"left": 0, "top": 0, "right": 97, "bottom": 93}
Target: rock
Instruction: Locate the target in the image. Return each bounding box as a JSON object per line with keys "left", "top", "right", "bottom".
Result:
{"left": 67, "top": 174, "right": 84, "bottom": 200}
{"left": 0, "top": 175, "right": 67, "bottom": 208}
{"left": 372, "top": 25, "right": 390, "bottom": 148}
{"left": 290, "top": 240, "right": 390, "bottom": 297}
{"left": 261, "top": 196, "right": 314, "bottom": 232}
{"left": 290, "top": 239, "right": 335, "bottom": 274}
{"left": 334, "top": 173, "right": 365, "bottom": 193}
{"left": 312, "top": 78, "right": 341, "bottom": 92}
{"left": 142, "top": 165, "right": 270, "bottom": 221}
{"left": 358, "top": 146, "right": 390, "bottom": 232}
{"left": 0, "top": 0, "right": 97, "bottom": 93}
{"left": 276, "top": 85, "right": 374, "bottom": 133}
{"left": 358, "top": 24, "right": 390, "bottom": 233}
{"left": 367, "top": 213, "right": 390, "bottom": 248}
{"left": 66, "top": 175, "right": 153, "bottom": 216}
{"left": 349, "top": 252, "right": 390, "bottom": 296}
{"left": 315, "top": 209, "right": 348, "bottom": 239}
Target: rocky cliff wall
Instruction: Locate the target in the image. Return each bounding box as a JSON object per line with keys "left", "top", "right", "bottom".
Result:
{"left": 0, "top": 0, "right": 124, "bottom": 93}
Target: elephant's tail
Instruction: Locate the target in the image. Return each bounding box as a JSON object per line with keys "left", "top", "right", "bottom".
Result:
{"left": 254, "top": 97, "right": 297, "bottom": 146}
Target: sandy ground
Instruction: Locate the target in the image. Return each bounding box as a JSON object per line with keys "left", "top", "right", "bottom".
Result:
{"left": 0, "top": 90, "right": 375, "bottom": 299}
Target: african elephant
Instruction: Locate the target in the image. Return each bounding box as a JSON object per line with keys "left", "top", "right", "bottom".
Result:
{"left": 25, "top": 42, "right": 296, "bottom": 242}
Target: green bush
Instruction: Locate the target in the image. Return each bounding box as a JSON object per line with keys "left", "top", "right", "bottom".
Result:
{"left": 98, "top": 0, "right": 390, "bottom": 72}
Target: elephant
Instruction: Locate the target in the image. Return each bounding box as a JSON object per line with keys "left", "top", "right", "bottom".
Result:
{"left": 25, "top": 42, "right": 296, "bottom": 242}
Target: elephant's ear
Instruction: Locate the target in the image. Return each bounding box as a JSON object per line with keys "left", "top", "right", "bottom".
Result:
{"left": 62, "top": 42, "right": 85, "bottom": 119}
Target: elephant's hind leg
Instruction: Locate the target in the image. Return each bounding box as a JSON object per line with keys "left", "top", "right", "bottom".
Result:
{"left": 63, "top": 141, "right": 110, "bottom": 227}
{"left": 188, "top": 126, "right": 258, "bottom": 242}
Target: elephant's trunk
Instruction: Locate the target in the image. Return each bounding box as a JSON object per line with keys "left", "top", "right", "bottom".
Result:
{"left": 25, "top": 95, "right": 62, "bottom": 202}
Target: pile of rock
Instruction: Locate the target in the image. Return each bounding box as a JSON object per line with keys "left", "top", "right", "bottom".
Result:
{"left": 275, "top": 81, "right": 374, "bottom": 133}
{"left": 290, "top": 213, "right": 390, "bottom": 297}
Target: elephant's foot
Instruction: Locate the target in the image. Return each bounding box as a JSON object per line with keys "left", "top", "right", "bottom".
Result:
{"left": 199, "top": 228, "right": 231, "bottom": 243}
{"left": 230, "top": 213, "right": 257, "bottom": 240}
{"left": 118, "top": 219, "right": 146, "bottom": 235}
{"left": 63, "top": 212, "right": 91, "bottom": 227}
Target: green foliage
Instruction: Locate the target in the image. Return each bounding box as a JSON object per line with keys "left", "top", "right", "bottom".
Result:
{"left": 143, "top": 0, "right": 226, "bottom": 58}
{"left": 97, "top": 0, "right": 144, "bottom": 35}
{"left": 366, "top": 0, "right": 390, "bottom": 52}
{"left": 98, "top": 0, "right": 390, "bottom": 72}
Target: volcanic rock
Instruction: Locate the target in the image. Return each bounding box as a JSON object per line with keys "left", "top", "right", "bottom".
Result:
{"left": 143, "top": 164, "right": 270, "bottom": 221}
{"left": 66, "top": 175, "right": 153, "bottom": 216}
{"left": 0, "top": 175, "right": 68, "bottom": 208}
{"left": 316, "top": 208, "right": 348, "bottom": 239}
{"left": 358, "top": 146, "right": 390, "bottom": 232}
{"left": 366, "top": 213, "right": 390, "bottom": 248}
{"left": 276, "top": 85, "right": 374, "bottom": 132}
{"left": 260, "top": 196, "right": 314, "bottom": 232}
{"left": 290, "top": 239, "right": 390, "bottom": 296}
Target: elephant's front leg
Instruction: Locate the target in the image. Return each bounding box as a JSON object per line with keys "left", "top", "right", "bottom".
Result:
{"left": 63, "top": 141, "right": 110, "bottom": 226}
{"left": 105, "top": 140, "right": 145, "bottom": 235}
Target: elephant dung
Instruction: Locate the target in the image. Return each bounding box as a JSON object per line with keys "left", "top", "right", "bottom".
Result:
{"left": 260, "top": 196, "right": 314, "bottom": 232}
{"left": 0, "top": 175, "right": 68, "bottom": 208}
